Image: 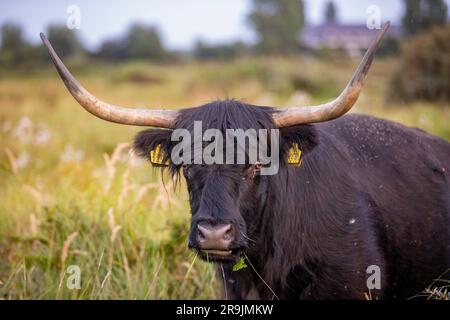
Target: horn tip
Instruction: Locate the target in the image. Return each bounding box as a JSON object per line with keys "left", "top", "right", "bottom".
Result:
{"left": 40, "top": 32, "right": 47, "bottom": 43}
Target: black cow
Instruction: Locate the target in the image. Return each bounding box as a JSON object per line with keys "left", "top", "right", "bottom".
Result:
{"left": 41, "top": 22, "right": 450, "bottom": 299}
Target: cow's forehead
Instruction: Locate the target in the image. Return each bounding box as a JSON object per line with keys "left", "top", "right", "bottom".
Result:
{"left": 175, "top": 99, "right": 276, "bottom": 131}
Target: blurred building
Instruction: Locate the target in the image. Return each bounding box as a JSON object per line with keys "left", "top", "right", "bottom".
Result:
{"left": 301, "top": 23, "right": 402, "bottom": 57}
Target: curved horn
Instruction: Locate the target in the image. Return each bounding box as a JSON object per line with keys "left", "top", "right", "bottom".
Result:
{"left": 273, "top": 21, "right": 390, "bottom": 127}
{"left": 40, "top": 33, "right": 178, "bottom": 128}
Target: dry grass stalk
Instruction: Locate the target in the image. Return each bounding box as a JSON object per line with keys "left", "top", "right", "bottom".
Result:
{"left": 108, "top": 207, "right": 122, "bottom": 244}
{"left": 117, "top": 166, "right": 137, "bottom": 210}
{"left": 4, "top": 147, "right": 18, "bottom": 175}
{"left": 152, "top": 176, "right": 181, "bottom": 211}
{"left": 103, "top": 142, "right": 131, "bottom": 192}
{"left": 61, "top": 232, "right": 78, "bottom": 266}
{"left": 134, "top": 183, "right": 159, "bottom": 203}
{"left": 119, "top": 240, "right": 132, "bottom": 293}
{"left": 144, "top": 259, "right": 163, "bottom": 299}
{"left": 424, "top": 287, "right": 449, "bottom": 300}
{"left": 117, "top": 148, "right": 179, "bottom": 209}
{"left": 100, "top": 270, "right": 111, "bottom": 289}
{"left": 29, "top": 213, "right": 39, "bottom": 235}
{"left": 104, "top": 208, "right": 122, "bottom": 291}
{"left": 56, "top": 231, "right": 78, "bottom": 298}
{"left": 23, "top": 184, "right": 47, "bottom": 207}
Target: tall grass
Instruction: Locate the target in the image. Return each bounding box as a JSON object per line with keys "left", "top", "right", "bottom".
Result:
{"left": 0, "top": 141, "right": 219, "bottom": 299}
{"left": 0, "top": 57, "right": 448, "bottom": 299}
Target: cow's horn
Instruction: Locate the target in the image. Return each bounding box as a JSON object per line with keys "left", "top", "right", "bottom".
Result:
{"left": 40, "top": 33, "right": 178, "bottom": 128}
{"left": 272, "top": 21, "right": 390, "bottom": 127}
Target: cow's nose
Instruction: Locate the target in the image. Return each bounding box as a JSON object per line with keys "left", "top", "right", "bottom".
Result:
{"left": 197, "top": 222, "right": 234, "bottom": 250}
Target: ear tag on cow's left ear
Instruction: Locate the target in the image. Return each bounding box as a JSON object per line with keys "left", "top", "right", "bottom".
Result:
{"left": 150, "top": 144, "right": 170, "bottom": 166}
{"left": 287, "top": 143, "right": 302, "bottom": 166}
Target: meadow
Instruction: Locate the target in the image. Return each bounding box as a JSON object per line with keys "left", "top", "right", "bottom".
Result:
{"left": 0, "top": 56, "right": 449, "bottom": 299}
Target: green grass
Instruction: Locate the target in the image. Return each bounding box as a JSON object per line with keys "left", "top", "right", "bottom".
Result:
{"left": 0, "top": 57, "right": 449, "bottom": 299}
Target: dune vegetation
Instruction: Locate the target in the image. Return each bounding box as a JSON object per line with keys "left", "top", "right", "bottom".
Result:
{"left": 0, "top": 57, "right": 448, "bottom": 299}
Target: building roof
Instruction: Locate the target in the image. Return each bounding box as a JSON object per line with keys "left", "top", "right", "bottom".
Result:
{"left": 301, "top": 23, "right": 402, "bottom": 56}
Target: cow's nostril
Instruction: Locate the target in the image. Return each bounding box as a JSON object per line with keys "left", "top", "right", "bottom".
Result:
{"left": 197, "top": 227, "right": 206, "bottom": 241}
{"left": 223, "top": 225, "right": 234, "bottom": 241}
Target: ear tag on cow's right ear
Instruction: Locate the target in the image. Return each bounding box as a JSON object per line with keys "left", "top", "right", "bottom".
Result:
{"left": 150, "top": 144, "right": 170, "bottom": 166}
{"left": 287, "top": 143, "right": 302, "bottom": 166}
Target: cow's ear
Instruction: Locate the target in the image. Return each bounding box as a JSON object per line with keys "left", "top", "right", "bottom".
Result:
{"left": 134, "top": 129, "right": 173, "bottom": 167}
{"left": 279, "top": 125, "right": 318, "bottom": 165}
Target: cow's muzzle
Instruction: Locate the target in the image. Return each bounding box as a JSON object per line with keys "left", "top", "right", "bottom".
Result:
{"left": 190, "top": 222, "right": 237, "bottom": 260}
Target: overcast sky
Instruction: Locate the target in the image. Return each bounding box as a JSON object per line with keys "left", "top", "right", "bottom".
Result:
{"left": 0, "top": 0, "right": 448, "bottom": 50}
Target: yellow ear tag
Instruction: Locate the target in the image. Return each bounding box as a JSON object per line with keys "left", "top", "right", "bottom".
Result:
{"left": 287, "top": 143, "right": 302, "bottom": 166}
{"left": 150, "top": 144, "right": 169, "bottom": 166}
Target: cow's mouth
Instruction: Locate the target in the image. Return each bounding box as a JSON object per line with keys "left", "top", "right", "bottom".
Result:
{"left": 198, "top": 249, "right": 240, "bottom": 262}
{"left": 202, "top": 249, "right": 232, "bottom": 256}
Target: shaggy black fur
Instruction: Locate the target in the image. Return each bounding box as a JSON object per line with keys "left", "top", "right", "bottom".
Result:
{"left": 134, "top": 99, "right": 450, "bottom": 300}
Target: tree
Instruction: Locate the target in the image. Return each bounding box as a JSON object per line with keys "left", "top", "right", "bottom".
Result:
{"left": 124, "top": 24, "right": 166, "bottom": 60}
{"left": 0, "top": 22, "right": 45, "bottom": 68}
{"left": 0, "top": 23, "right": 26, "bottom": 67}
{"left": 1, "top": 23, "right": 26, "bottom": 52}
{"left": 194, "top": 40, "right": 248, "bottom": 60}
{"left": 97, "top": 24, "right": 167, "bottom": 61}
{"left": 324, "top": 1, "right": 338, "bottom": 24}
{"left": 389, "top": 24, "right": 450, "bottom": 102}
{"left": 0, "top": 23, "right": 31, "bottom": 68}
{"left": 248, "top": 0, "right": 305, "bottom": 54}
{"left": 402, "top": 0, "right": 448, "bottom": 36}
{"left": 47, "top": 24, "right": 84, "bottom": 58}
{"left": 98, "top": 40, "right": 125, "bottom": 61}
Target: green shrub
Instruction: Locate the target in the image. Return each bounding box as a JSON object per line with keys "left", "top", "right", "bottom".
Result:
{"left": 388, "top": 24, "right": 450, "bottom": 103}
